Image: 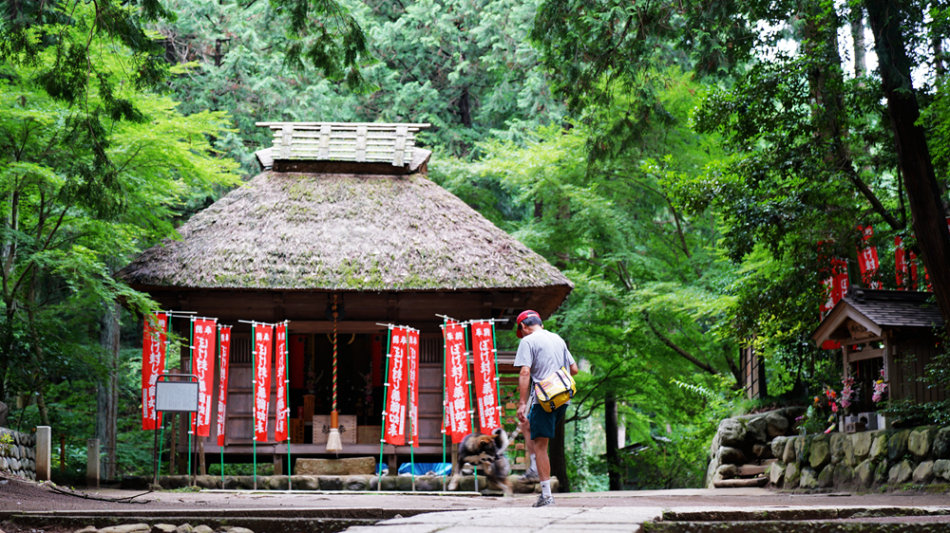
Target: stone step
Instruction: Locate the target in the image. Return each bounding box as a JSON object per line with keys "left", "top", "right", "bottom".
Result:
{"left": 713, "top": 476, "right": 768, "bottom": 488}
{"left": 736, "top": 464, "right": 768, "bottom": 477}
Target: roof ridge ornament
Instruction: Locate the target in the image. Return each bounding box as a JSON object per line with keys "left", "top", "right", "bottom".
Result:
{"left": 256, "top": 122, "right": 431, "bottom": 167}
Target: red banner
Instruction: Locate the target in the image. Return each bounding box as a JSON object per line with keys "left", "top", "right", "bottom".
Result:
{"left": 216, "top": 326, "right": 232, "bottom": 446}
{"left": 383, "top": 327, "right": 408, "bottom": 445}
{"left": 253, "top": 323, "right": 274, "bottom": 442}
{"left": 819, "top": 254, "right": 849, "bottom": 350}
{"left": 192, "top": 318, "right": 217, "bottom": 437}
{"left": 406, "top": 329, "right": 420, "bottom": 446}
{"left": 443, "top": 322, "right": 471, "bottom": 443}
{"left": 856, "top": 225, "right": 880, "bottom": 288}
{"left": 470, "top": 321, "right": 501, "bottom": 432}
{"left": 141, "top": 312, "right": 168, "bottom": 430}
{"left": 274, "top": 323, "right": 289, "bottom": 442}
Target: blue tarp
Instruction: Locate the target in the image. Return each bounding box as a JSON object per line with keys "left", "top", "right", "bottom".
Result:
{"left": 395, "top": 462, "right": 452, "bottom": 476}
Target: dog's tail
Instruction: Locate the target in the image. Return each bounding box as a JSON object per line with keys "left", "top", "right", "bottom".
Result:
{"left": 492, "top": 427, "right": 509, "bottom": 451}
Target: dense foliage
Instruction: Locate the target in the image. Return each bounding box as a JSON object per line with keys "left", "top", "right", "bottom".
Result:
{"left": 2, "top": 0, "right": 950, "bottom": 489}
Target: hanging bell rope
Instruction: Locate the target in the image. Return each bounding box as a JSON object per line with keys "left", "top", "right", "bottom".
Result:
{"left": 326, "top": 293, "right": 343, "bottom": 453}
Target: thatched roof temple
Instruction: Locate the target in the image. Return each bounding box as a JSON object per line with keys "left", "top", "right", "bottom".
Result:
{"left": 120, "top": 122, "right": 572, "bottom": 320}
{"left": 119, "top": 122, "right": 572, "bottom": 462}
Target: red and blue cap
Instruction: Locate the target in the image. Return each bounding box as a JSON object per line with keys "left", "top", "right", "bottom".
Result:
{"left": 515, "top": 310, "right": 541, "bottom": 338}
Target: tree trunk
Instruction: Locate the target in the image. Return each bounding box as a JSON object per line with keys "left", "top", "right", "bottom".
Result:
{"left": 97, "top": 303, "right": 120, "bottom": 481}
{"left": 551, "top": 414, "right": 569, "bottom": 492}
{"left": 865, "top": 0, "right": 950, "bottom": 335}
{"left": 605, "top": 392, "right": 621, "bottom": 490}
{"left": 850, "top": 7, "right": 866, "bottom": 77}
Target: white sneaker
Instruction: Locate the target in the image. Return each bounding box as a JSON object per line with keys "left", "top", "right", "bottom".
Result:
{"left": 520, "top": 470, "right": 539, "bottom": 482}
{"left": 532, "top": 494, "right": 555, "bottom": 507}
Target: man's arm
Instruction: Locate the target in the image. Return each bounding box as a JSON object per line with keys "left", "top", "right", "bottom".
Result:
{"left": 516, "top": 365, "right": 531, "bottom": 423}
{"left": 569, "top": 363, "right": 579, "bottom": 376}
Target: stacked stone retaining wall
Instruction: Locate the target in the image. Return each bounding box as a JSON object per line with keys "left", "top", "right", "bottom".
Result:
{"left": 767, "top": 426, "right": 950, "bottom": 490}
{"left": 0, "top": 427, "right": 36, "bottom": 480}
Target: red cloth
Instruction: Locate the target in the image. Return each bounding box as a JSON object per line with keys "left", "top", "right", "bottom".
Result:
{"left": 443, "top": 323, "right": 472, "bottom": 443}
{"left": 192, "top": 318, "right": 217, "bottom": 437}
{"left": 470, "top": 321, "right": 501, "bottom": 432}
{"left": 407, "top": 329, "right": 420, "bottom": 446}
{"left": 383, "top": 327, "right": 408, "bottom": 445}
{"left": 274, "top": 324, "right": 289, "bottom": 442}
{"left": 141, "top": 312, "right": 168, "bottom": 430}
{"left": 216, "top": 326, "right": 232, "bottom": 446}
{"left": 253, "top": 324, "right": 274, "bottom": 442}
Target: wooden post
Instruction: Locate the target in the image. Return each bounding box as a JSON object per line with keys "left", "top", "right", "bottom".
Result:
{"left": 35, "top": 426, "right": 51, "bottom": 481}
{"left": 86, "top": 438, "right": 100, "bottom": 488}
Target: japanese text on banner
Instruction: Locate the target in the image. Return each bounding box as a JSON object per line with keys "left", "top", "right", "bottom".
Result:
{"left": 192, "top": 318, "right": 217, "bottom": 437}
{"left": 253, "top": 324, "right": 273, "bottom": 442}
{"left": 470, "top": 321, "right": 500, "bottom": 432}
{"left": 383, "top": 328, "right": 408, "bottom": 445}
{"left": 141, "top": 312, "right": 168, "bottom": 430}
{"left": 407, "top": 329, "right": 420, "bottom": 446}
{"left": 274, "top": 323, "right": 288, "bottom": 442}
{"left": 216, "top": 326, "right": 232, "bottom": 446}
{"left": 443, "top": 323, "right": 471, "bottom": 443}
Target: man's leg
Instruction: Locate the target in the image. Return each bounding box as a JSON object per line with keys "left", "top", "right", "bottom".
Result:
{"left": 520, "top": 420, "right": 537, "bottom": 479}
{"left": 533, "top": 436, "right": 550, "bottom": 481}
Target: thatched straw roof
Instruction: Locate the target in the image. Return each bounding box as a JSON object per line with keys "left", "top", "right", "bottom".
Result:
{"left": 119, "top": 171, "right": 573, "bottom": 294}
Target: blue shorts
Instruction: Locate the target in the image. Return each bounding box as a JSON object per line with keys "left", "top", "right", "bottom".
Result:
{"left": 529, "top": 403, "right": 568, "bottom": 440}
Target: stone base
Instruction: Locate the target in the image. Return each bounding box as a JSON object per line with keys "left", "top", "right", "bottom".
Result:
{"left": 295, "top": 457, "right": 375, "bottom": 475}
{"left": 147, "top": 473, "right": 549, "bottom": 493}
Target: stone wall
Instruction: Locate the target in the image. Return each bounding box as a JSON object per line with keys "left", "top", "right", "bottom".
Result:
{"left": 767, "top": 426, "right": 950, "bottom": 490}
{"left": 0, "top": 427, "right": 36, "bottom": 480}
{"left": 706, "top": 407, "right": 804, "bottom": 488}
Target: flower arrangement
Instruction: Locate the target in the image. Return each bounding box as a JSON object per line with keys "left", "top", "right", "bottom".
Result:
{"left": 872, "top": 369, "right": 888, "bottom": 403}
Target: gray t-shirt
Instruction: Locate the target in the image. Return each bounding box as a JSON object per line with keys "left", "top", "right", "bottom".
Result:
{"left": 514, "top": 328, "right": 575, "bottom": 404}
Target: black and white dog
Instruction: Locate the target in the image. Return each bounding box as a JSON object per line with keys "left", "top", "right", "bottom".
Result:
{"left": 447, "top": 427, "right": 512, "bottom": 495}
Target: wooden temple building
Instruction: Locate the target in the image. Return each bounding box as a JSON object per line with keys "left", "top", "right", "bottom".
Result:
{"left": 119, "top": 122, "right": 573, "bottom": 469}
{"left": 812, "top": 288, "right": 947, "bottom": 423}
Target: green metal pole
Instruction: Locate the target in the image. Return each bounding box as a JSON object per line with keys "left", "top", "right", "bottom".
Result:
{"left": 187, "top": 319, "right": 194, "bottom": 482}
{"left": 218, "top": 326, "right": 224, "bottom": 485}
{"left": 285, "top": 321, "right": 292, "bottom": 490}
{"left": 377, "top": 326, "right": 393, "bottom": 491}
{"left": 463, "top": 322, "right": 478, "bottom": 492}
{"left": 408, "top": 327, "right": 416, "bottom": 491}
{"left": 441, "top": 319, "right": 448, "bottom": 491}
{"left": 490, "top": 321, "right": 502, "bottom": 425}
{"left": 252, "top": 323, "right": 257, "bottom": 490}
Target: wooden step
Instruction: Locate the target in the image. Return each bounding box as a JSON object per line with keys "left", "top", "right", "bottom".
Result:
{"left": 713, "top": 476, "right": 768, "bottom": 488}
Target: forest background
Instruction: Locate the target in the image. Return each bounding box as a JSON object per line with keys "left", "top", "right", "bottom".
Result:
{"left": 2, "top": 0, "right": 950, "bottom": 490}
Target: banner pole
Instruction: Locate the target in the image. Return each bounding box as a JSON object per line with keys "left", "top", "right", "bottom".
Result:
{"left": 463, "top": 322, "right": 478, "bottom": 492}
{"left": 408, "top": 327, "right": 416, "bottom": 492}
{"left": 441, "top": 320, "right": 448, "bottom": 492}
{"left": 187, "top": 318, "right": 195, "bottom": 483}
{"left": 252, "top": 323, "right": 257, "bottom": 490}
{"left": 377, "top": 326, "right": 393, "bottom": 491}
{"left": 490, "top": 321, "right": 502, "bottom": 426}
{"left": 285, "top": 321, "right": 292, "bottom": 490}
{"left": 218, "top": 326, "right": 224, "bottom": 485}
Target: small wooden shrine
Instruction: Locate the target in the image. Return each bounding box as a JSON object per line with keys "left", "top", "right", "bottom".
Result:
{"left": 812, "top": 288, "right": 947, "bottom": 426}
{"left": 119, "top": 122, "right": 573, "bottom": 468}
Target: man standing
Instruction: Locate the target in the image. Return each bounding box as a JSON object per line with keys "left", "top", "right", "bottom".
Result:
{"left": 514, "top": 310, "right": 578, "bottom": 507}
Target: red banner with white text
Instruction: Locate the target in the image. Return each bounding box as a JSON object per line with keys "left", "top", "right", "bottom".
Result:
{"left": 141, "top": 312, "right": 168, "bottom": 430}
{"left": 443, "top": 322, "right": 472, "bottom": 443}
{"left": 470, "top": 321, "right": 501, "bottom": 432}
{"left": 407, "top": 329, "right": 420, "bottom": 446}
{"left": 192, "top": 318, "right": 217, "bottom": 437}
{"left": 856, "top": 225, "right": 880, "bottom": 289}
{"left": 253, "top": 323, "right": 274, "bottom": 442}
{"left": 216, "top": 326, "right": 232, "bottom": 446}
{"left": 274, "top": 323, "right": 289, "bottom": 442}
{"left": 383, "top": 327, "right": 408, "bottom": 445}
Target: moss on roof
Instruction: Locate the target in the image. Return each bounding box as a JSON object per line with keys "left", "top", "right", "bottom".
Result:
{"left": 119, "top": 171, "right": 573, "bottom": 292}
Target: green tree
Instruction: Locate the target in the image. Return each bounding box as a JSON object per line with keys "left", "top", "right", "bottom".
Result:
{"left": 0, "top": 0, "right": 239, "bottom": 477}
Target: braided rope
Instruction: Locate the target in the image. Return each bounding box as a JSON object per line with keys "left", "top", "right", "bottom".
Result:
{"left": 332, "top": 294, "right": 338, "bottom": 413}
